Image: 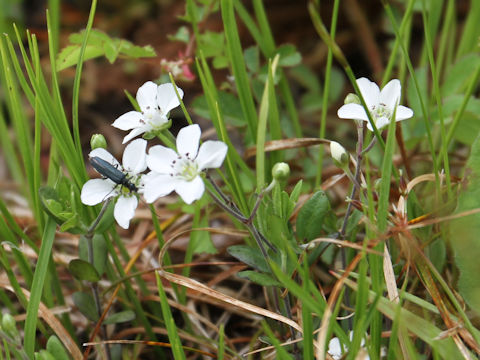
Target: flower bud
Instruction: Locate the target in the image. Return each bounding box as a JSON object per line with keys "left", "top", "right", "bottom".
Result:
{"left": 90, "top": 134, "right": 107, "bottom": 150}
{"left": 344, "top": 93, "right": 360, "bottom": 105}
{"left": 330, "top": 141, "right": 349, "bottom": 168}
{"left": 272, "top": 162, "right": 290, "bottom": 181}
{"left": 1, "top": 313, "right": 19, "bottom": 340}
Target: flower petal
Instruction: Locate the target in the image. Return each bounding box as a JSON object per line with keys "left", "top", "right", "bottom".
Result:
{"left": 114, "top": 195, "right": 138, "bottom": 229}
{"left": 157, "top": 83, "right": 183, "bottom": 114}
{"left": 374, "top": 116, "right": 391, "bottom": 130}
{"left": 147, "top": 145, "right": 178, "bottom": 174}
{"left": 395, "top": 105, "right": 414, "bottom": 121}
{"left": 337, "top": 103, "right": 369, "bottom": 121}
{"left": 174, "top": 176, "right": 205, "bottom": 204}
{"left": 136, "top": 81, "right": 158, "bottom": 111}
{"left": 89, "top": 148, "right": 120, "bottom": 169}
{"left": 112, "top": 111, "right": 143, "bottom": 130}
{"left": 81, "top": 179, "right": 117, "bottom": 205}
{"left": 143, "top": 173, "right": 176, "bottom": 203}
{"left": 380, "top": 79, "right": 401, "bottom": 111}
{"left": 196, "top": 141, "right": 228, "bottom": 170}
{"left": 122, "top": 125, "right": 150, "bottom": 144}
{"left": 123, "top": 139, "right": 147, "bottom": 174}
{"left": 357, "top": 77, "right": 380, "bottom": 109}
{"left": 176, "top": 124, "right": 201, "bottom": 159}
{"left": 327, "top": 337, "right": 343, "bottom": 360}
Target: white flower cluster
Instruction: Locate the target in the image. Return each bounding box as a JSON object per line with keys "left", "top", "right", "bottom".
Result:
{"left": 81, "top": 82, "right": 228, "bottom": 229}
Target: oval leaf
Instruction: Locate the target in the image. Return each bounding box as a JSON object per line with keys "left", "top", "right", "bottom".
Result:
{"left": 46, "top": 335, "right": 70, "bottom": 360}
{"left": 296, "top": 190, "right": 330, "bottom": 241}
{"left": 237, "top": 271, "right": 280, "bottom": 287}
{"left": 68, "top": 259, "right": 100, "bottom": 283}
{"left": 103, "top": 310, "right": 136, "bottom": 325}
{"left": 227, "top": 245, "right": 270, "bottom": 273}
{"left": 79, "top": 235, "right": 108, "bottom": 277}
{"left": 72, "top": 292, "right": 98, "bottom": 322}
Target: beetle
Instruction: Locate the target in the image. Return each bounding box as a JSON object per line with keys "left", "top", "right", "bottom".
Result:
{"left": 89, "top": 156, "right": 138, "bottom": 192}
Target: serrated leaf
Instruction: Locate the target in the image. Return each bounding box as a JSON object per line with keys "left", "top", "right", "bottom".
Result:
{"left": 103, "top": 310, "right": 136, "bottom": 325}
{"left": 103, "top": 39, "right": 120, "bottom": 63}
{"left": 227, "top": 245, "right": 270, "bottom": 273}
{"left": 296, "top": 190, "right": 330, "bottom": 241}
{"left": 46, "top": 336, "right": 70, "bottom": 360}
{"left": 117, "top": 40, "right": 156, "bottom": 58}
{"left": 68, "top": 259, "right": 100, "bottom": 282}
{"left": 72, "top": 292, "right": 98, "bottom": 322}
{"left": 57, "top": 29, "right": 156, "bottom": 71}
{"left": 57, "top": 44, "right": 104, "bottom": 71}
{"left": 450, "top": 134, "right": 480, "bottom": 315}
{"left": 237, "top": 271, "right": 280, "bottom": 287}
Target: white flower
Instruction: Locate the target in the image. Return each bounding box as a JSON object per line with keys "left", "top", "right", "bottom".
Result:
{"left": 112, "top": 81, "right": 184, "bottom": 144}
{"left": 337, "top": 78, "right": 413, "bottom": 131}
{"left": 143, "top": 124, "right": 228, "bottom": 205}
{"left": 81, "top": 139, "right": 147, "bottom": 229}
{"left": 328, "top": 331, "right": 369, "bottom": 360}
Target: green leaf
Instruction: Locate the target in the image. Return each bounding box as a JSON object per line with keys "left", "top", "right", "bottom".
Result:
{"left": 296, "top": 190, "right": 330, "bottom": 241}
{"left": 68, "top": 259, "right": 100, "bottom": 283}
{"left": 197, "top": 31, "right": 225, "bottom": 58}
{"left": 38, "top": 184, "right": 85, "bottom": 234}
{"left": 451, "top": 112, "right": 480, "bottom": 145}
{"left": 276, "top": 44, "right": 302, "bottom": 67}
{"left": 168, "top": 26, "right": 190, "bottom": 43}
{"left": 441, "top": 54, "right": 480, "bottom": 97}
{"left": 450, "top": 134, "right": 480, "bottom": 315}
{"left": 407, "top": 67, "right": 428, "bottom": 120}
{"left": 192, "top": 91, "right": 246, "bottom": 126}
{"left": 227, "top": 245, "right": 270, "bottom": 272}
{"left": 237, "top": 270, "right": 280, "bottom": 287}
{"left": 289, "top": 64, "right": 321, "bottom": 93}
{"left": 46, "top": 335, "right": 70, "bottom": 360}
{"left": 79, "top": 235, "right": 108, "bottom": 277}
{"left": 437, "top": 94, "right": 480, "bottom": 145}
{"left": 57, "top": 29, "right": 156, "bottom": 71}
{"left": 244, "top": 46, "right": 260, "bottom": 73}
{"left": 72, "top": 292, "right": 98, "bottom": 322}
{"left": 103, "top": 310, "right": 136, "bottom": 325}
{"left": 93, "top": 200, "right": 115, "bottom": 233}
{"left": 59, "top": 213, "right": 79, "bottom": 233}
{"left": 35, "top": 350, "right": 56, "bottom": 360}
{"left": 190, "top": 217, "right": 217, "bottom": 254}
{"left": 289, "top": 180, "right": 303, "bottom": 204}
